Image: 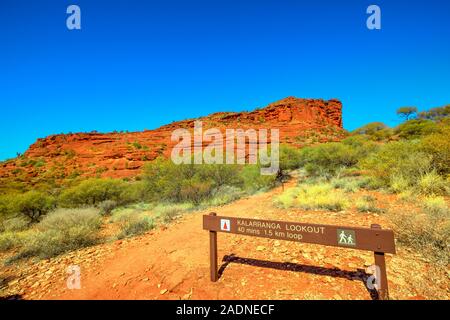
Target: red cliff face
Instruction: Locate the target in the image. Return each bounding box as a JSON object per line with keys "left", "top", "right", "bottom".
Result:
{"left": 0, "top": 97, "right": 345, "bottom": 181}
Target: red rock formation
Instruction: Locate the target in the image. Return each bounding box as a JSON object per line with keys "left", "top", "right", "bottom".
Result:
{"left": 0, "top": 97, "right": 345, "bottom": 181}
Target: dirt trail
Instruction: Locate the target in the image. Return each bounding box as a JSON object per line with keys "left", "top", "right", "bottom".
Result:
{"left": 2, "top": 181, "right": 449, "bottom": 300}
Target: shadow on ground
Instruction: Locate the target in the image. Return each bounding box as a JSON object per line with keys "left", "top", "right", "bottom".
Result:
{"left": 218, "top": 254, "right": 379, "bottom": 300}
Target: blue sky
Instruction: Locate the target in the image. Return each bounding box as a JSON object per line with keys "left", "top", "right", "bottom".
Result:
{"left": 1, "top": 0, "right": 450, "bottom": 160}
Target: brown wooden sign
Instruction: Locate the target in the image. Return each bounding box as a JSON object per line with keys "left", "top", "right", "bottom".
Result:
{"left": 203, "top": 213, "right": 396, "bottom": 300}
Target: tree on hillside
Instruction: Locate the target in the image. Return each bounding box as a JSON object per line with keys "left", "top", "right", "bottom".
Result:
{"left": 418, "top": 105, "right": 450, "bottom": 121}
{"left": 353, "top": 122, "right": 387, "bottom": 135}
{"left": 352, "top": 122, "right": 392, "bottom": 141}
{"left": 396, "top": 107, "right": 418, "bottom": 121}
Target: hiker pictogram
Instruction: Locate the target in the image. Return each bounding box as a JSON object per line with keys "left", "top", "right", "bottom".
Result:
{"left": 337, "top": 229, "right": 356, "bottom": 246}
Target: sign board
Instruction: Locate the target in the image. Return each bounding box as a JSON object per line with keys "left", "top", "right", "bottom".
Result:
{"left": 203, "top": 215, "right": 395, "bottom": 254}
{"left": 203, "top": 213, "right": 396, "bottom": 300}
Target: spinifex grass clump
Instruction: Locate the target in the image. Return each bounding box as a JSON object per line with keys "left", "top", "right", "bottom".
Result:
{"left": 274, "top": 183, "right": 349, "bottom": 212}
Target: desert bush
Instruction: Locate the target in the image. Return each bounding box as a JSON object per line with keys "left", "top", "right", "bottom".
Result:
{"left": 152, "top": 203, "right": 194, "bottom": 223}
{"left": 16, "top": 208, "right": 102, "bottom": 259}
{"left": 330, "top": 176, "right": 364, "bottom": 193}
{"left": 0, "top": 232, "right": 16, "bottom": 251}
{"left": 205, "top": 185, "right": 244, "bottom": 207}
{"left": 2, "top": 216, "right": 30, "bottom": 232}
{"left": 109, "top": 208, "right": 139, "bottom": 223}
{"left": 418, "top": 105, "right": 450, "bottom": 120}
{"left": 416, "top": 171, "right": 449, "bottom": 196}
{"left": 362, "top": 141, "right": 432, "bottom": 187}
{"left": 37, "top": 208, "right": 101, "bottom": 233}
{"left": 117, "top": 216, "right": 154, "bottom": 239}
{"left": 143, "top": 159, "right": 274, "bottom": 203}
{"left": 194, "top": 163, "right": 243, "bottom": 188}
{"left": 97, "top": 200, "right": 118, "bottom": 216}
{"left": 273, "top": 187, "right": 298, "bottom": 208}
{"left": 422, "top": 197, "right": 449, "bottom": 218}
{"left": 389, "top": 206, "right": 449, "bottom": 266}
{"left": 419, "top": 127, "right": 450, "bottom": 175}
{"left": 144, "top": 160, "right": 218, "bottom": 203}
{"left": 179, "top": 179, "right": 213, "bottom": 205}
{"left": 353, "top": 122, "right": 387, "bottom": 136}
{"left": 278, "top": 144, "right": 302, "bottom": 171}
{"left": 11, "top": 191, "right": 56, "bottom": 222}
{"left": 119, "top": 181, "right": 148, "bottom": 203}
{"left": 299, "top": 142, "right": 359, "bottom": 178}
{"left": 390, "top": 174, "right": 411, "bottom": 193}
{"left": 0, "top": 194, "right": 12, "bottom": 218}
{"left": 396, "top": 119, "right": 439, "bottom": 139}
{"left": 239, "top": 165, "right": 276, "bottom": 193}
{"left": 352, "top": 123, "right": 394, "bottom": 141}
{"left": 59, "top": 178, "right": 127, "bottom": 207}
{"left": 397, "top": 189, "right": 415, "bottom": 202}
{"left": 274, "top": 183, "right": 349, "bottom": 212}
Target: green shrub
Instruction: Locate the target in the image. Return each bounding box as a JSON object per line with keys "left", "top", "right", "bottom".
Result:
{"left": 330, "top": 177, "right": 363, "bottom": 192}
{"left": 59, "top": 178, "right": 127, "bottom": 207}
{"left": 416, "top": 172, "right": 449, "bottom": 196}
{"left": 37, "top": 208, "right": 101, "bottom": 233}
{"left": 239, "top": 165, "right": 276, "bottom": 193}
{"left": 2, "top": 216, "right": 29, "bottom": 232}
{"left": 422, "top": 196, "right": 449, "bottom": 218}
{"left": 341, "top": 135, "right": 379, "bottom": 155}
{"left": 143, "top": 159, "right": 274, "bottom": 203}
{"left": 108, "top": 208, "right": 139, "bottom": 223}
{"left": 12, "top": 191, "right": 56, "bottom": 222}
{"left": 205, "top": 185, "right": 244, "bottom": 206}
{"left": 151, "top": 203, "right": 194, "bottom": 223}
{"left": 0, "top": 232, "right": 16, "bottom": 251}
{"left": 397, "top": 189, "right": 415, "bottom": 202}
{"left": 278, "top": 145, "right": 302, "bottom": 171}
{"left": 418, "top": 105, "right": 450, "bottom": 121}
{"left": 97, "top": 200, "right": 118, "bottom": 216}
{"left": 16, "top": 208, "right": 102, "bottom": 259}
{"left": 117, "top": 216, "right": 154, "bottom": 239}
{"left": 419, "top": 127, "right": 450, "bottom": 175}
{"left": 179, "top": 179, "right": 213, "bottom": 205}
{"left": 273, "top": 187, "right": 298, "bottom": 208}
{"left": 119, "top": 181, "right": 147, "bottom": 203}
{"left": 299, "top": 142, "right": 359, "bottom": 178}
{"left": 0, "top": 194, "right": 10, "bottom": 215}
{"left": 390, "top": 174, "right": 411, "bottom": 193}
{"left": 352, "top": 123, "right": 393, "bottom": 141}
{"left": 362, "top": 141, "right": 432, "bottom": 187}
{"left": 353, "top": 122, "right": 387, "bottom": 135}
{"left": 396, "top": 119, "right": 439, "bottom": 140}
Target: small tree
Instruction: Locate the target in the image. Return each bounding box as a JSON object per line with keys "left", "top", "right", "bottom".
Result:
{"left": 396, "top": 107, "right": 418, "bottom": 121}
{"left": 13, "top": 191, "right": 56, "bottom": 222}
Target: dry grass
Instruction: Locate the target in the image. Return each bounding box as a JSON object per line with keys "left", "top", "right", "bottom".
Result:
{"left": 388, "top": 197, "right": 450, "bottom": 266}
{"left": 274, "top": 183, "right": 349, "bottom": 212}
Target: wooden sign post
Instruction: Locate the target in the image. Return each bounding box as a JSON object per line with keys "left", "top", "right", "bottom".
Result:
{"left": 203, "top": 213, "right": 396, "bottom": 300}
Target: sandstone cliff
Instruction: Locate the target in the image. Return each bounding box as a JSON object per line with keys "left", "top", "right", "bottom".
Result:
{"left": 0, "top": 97, "right": 345, "bottom": 181}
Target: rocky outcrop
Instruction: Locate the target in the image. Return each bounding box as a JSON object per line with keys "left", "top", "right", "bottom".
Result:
{"left": 0, "top": 97, "right": 345, "bottom": 181}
